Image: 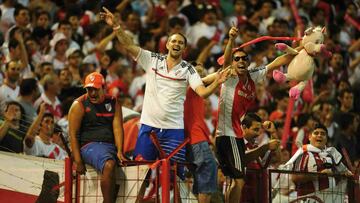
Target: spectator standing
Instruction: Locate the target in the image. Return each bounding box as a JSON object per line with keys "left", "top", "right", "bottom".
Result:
{"left": 100, "top": 7, "right": 227, "bottom": 165}
{"left": 184, "top": 62, "right": 217, "bottom": 203}
{"left": 214, "top": 26, "right": 283, "bottom": 203}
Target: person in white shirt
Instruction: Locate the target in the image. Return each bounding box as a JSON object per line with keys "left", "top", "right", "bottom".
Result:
{"left": 24, "top": 103, "right": 67, "bottom": 160}
{"left": 100, "top": 7, "right": 228, "bottom": 165}
{"left": 0, "top": 60, "right": 20, "bottom": 111}
{"left": 273, "top": 123, "right": 352, "bottom": 203}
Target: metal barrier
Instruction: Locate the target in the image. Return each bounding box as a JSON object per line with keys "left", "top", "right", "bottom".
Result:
{"left": 64, "top": 132, "right": 196, "bottom": 203}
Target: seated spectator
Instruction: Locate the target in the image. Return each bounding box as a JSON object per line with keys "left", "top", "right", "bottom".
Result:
{"left": 0, "top": 101, "right": 26, "bottom": 153}
{"left": 24, "top": 103, "right": 66, "bottom": 160}
{"left": 282, "top": 123, "right": 352, "bottom": 202}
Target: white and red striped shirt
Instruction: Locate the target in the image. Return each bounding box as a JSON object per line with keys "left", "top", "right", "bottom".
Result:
{"left": 216, "top": 66, "right": 267, "bottom": 138}
{"left": 290, "top": 144, "right": 349, "bottom": 196}
{"left": 24, "top": 136, "right": 66, "bottom": 160}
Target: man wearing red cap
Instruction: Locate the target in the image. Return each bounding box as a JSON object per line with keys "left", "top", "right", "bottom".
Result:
{"left": 68, "top": 72, "right": 126, "bottom": 203}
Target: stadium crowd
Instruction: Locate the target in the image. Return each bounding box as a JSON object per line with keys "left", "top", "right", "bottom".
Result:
{"left": 0, "top": 0, "right": 359, "bottom": 202}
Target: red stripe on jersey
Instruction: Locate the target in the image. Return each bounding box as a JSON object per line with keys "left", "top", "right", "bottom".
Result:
{"left": 231, "top": 80, "right": 256, "bottom": 138}
{"left": 313, "top": 153, "right": 330, "bottom": 191}
{"left": 151, "top": 68, "right": 186, "bottom": 81}
{"left": 96, "top": 113, "right": 114, "bottom": 117}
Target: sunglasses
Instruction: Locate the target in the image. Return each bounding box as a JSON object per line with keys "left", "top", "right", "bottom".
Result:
{"left": 233, "top": 55, "right": 248, "bottom": 62}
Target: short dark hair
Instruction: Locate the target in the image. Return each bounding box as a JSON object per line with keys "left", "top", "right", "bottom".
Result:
{"left": 14, "top": 4, "right": 28, "bottom": 18}
{"left": 139, "top": 32, "right": 154, "bottom": 47}
{"left": 169, "top": 33, "right": 187, "bottom": 47}
{"left": 8, "top": 38, "right": 20, "bottom": 50}
{"left": 58, "top": 20, "right": 71, "bottom": 28}
{"left": 338, "top": 113, "right": 356, "bottom": 130}
{"left": 242, "top": 113, "right": 262, "bottom": 128}
{"left": 5, "top": 100, "right": 23, "bottom": 114}
{"left": 35, "top": 10, "right": 50, "bottom": 20}
{"left": 20, "top": 78, "right": 38, "bottom": 96}
{"left": 339, "top": 88, "right": 353, "bottom": 98}
{"left": 9, "top": 26, "right": 22, "bottom": 40}
{"left": 232, "top": 48, "right": 248, "bottom": 57}
{"left": 169, "top": 17, "right": 185, "bottom": 28}
{"left": 312, "top": 123, "right": 328, "bottom": 135}
{"left": 297, "top": 113, "right": 317, "bottom": 128}
{"left": 32, "top": 27, "right": 52, "bottom": 42}
{"left": 41, "top": 112, "right": 54, "bottom": 122}
{"left": 105, "top": 50, "right": 121, "bottom": 65}
{"left": 5, "top": 60, "right": 18, "bottom": 71}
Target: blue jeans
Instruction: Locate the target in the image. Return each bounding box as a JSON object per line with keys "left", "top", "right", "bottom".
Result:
{"left": 188, "top": 141, "right": 217, "bottom": 194}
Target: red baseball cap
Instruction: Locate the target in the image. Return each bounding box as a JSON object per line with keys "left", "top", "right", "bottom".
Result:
{"left": 84, "top": 72, "right": 105, "bottom": 89}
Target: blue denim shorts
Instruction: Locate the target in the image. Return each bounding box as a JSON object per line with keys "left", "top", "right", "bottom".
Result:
{"left": 80, "top": 142, "right": 117, "bottom": 173}
{"left": 133, "top": 124, "right": 186, "bottom": 163}
{"left": 188, "top": 141, "right": 217, "bottom": 194}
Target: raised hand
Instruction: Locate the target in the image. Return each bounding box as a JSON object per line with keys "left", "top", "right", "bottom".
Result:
{"left": 229, "top": 26, "right": 238, "bottom": 40}
{"left": 268, "top": 139, "right": 280, "bottom": 151}
{"left": 99, "top": 7, "right": 116, "bottom": 27}
{"left": 14, "top": 30, "right": 24, "bottom": 43}
{"left": 39, "top": 102, "right": 47, "bottom": 115}
{"left": 263, "top": 121, "right": 276, "bottom": 134}
{"left": 217, "top": 67, "right": 232, "bottom": 84}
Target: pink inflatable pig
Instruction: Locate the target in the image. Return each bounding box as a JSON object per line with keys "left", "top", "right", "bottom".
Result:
{"left": 272, "top": 26, "right": 332, "bottom": 100}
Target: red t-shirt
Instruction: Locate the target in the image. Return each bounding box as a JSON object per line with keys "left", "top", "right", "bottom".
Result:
{"left": 184, "top": 88, "right": 211, "bottom": 145}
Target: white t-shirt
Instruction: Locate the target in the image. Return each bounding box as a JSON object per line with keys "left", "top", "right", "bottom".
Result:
{"left": 24, "top": 136, "right": 67, "bottom": 160}
{"left": 129, "top": 74, "right": 146, "bottom": 98}
{"left": 0, "top": 5, "right": 15, "bottom": 33}
{"left": 186, "top": 22, "right": 224, "bottom": 54}
{"left": 135, "top": 49, "right": 203, "bottom": 129}
{"left": 0, "top": 84, "right": 19, "bottom": 111}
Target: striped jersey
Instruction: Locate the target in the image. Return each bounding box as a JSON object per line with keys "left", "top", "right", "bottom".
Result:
{"left": 216, "top": 66, "right": 267, "bottom": 138}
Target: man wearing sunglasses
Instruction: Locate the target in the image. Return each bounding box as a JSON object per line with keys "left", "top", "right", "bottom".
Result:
{"left": 100, "top": 7, "right": 229, "bottom": 183}
{"left": 213, "top": 26, "right": 284, "bottom": 203}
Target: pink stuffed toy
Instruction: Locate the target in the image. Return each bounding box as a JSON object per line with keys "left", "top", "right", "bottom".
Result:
{"left": 272, "top": 26, "right": 332, "bottom": 100}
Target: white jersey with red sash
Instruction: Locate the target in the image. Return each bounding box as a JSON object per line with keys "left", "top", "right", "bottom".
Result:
{"left": 272, "top": 144, "right": 350, "bottom": 202}
{"left": 216, "top": 66, "right": 267, "bottom": 138}
{"left": 291, "top": 145, "right": 345, "bottom": 196}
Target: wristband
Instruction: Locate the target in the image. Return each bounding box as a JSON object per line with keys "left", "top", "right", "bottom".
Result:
{"left": 113, "top": 25, "right": 121, "bottom": 31}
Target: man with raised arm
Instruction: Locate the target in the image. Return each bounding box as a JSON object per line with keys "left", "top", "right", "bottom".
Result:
{"left": 214, "top": 26, "right": 281, "bottom": 203}
{"left": 100, "top": 8, "right": 228, "bottom": 168}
